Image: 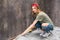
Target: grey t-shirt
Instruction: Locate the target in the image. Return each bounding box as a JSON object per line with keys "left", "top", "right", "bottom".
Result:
{"left": 36, "top": 11, "right": 54, "bottom": 26}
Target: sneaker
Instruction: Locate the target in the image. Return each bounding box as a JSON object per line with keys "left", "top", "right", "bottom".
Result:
{"left": 40, "top": 31, "right": 45, "bottom": 36}
{"left": 41, "top": 32, "right": 51, "bottom": 38}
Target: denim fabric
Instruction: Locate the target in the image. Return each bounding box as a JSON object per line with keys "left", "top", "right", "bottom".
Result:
{"left": 42, "top": 23, "right": 53, "bottom": 33}
{"left": 35, "top": 21, "right": 53, "bottom": 33}
{"left": 35, "top": 21, "right": 42, "bottom": 29}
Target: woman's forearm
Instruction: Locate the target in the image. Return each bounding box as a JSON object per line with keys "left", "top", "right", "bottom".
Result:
{"left": 21, "top": 20, "right": 38, "bottom": 36}
{"left": 21, "top": 24, "right": 35, "bottom": 36}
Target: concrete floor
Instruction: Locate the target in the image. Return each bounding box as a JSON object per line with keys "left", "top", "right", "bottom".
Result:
{"left": 14, "top": 27, "right": 60, "bottom": 40}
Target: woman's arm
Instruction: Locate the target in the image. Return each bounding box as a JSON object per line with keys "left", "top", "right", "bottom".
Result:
{"left": 20, "top": 19, "right": 38, "bottom": 36}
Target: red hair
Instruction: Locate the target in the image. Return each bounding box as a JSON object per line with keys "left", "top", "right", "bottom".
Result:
{"left": 32, "top": 3, "right": 39, "bottom": 8}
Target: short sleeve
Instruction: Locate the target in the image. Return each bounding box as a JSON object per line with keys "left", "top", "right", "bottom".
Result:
{"left": 36, "top": 14, "right": 43, "bottom": 21}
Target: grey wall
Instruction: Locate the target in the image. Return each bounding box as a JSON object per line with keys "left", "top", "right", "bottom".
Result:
{"left": 0, "top": 0, "right": 60, "bottom": 40}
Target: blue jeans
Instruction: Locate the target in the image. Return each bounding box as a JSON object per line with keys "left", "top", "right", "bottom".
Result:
{"left": 42, "top": 23, "right": 53, "bottom": 33}
{"left": 35, "top": 21, "right": 53, "bottom": 33}
{"left": 35, "top": 21, "right": 42, "bottom": 29}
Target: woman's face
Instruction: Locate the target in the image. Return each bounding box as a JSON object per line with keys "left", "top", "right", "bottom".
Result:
{"left": 32, "top": 6, "right": 38, "bottom": 14}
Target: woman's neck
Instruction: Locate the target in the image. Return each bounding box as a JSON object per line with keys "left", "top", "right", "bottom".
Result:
{"left": 37, "top": 9, "right": 42, "bottom": 14}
